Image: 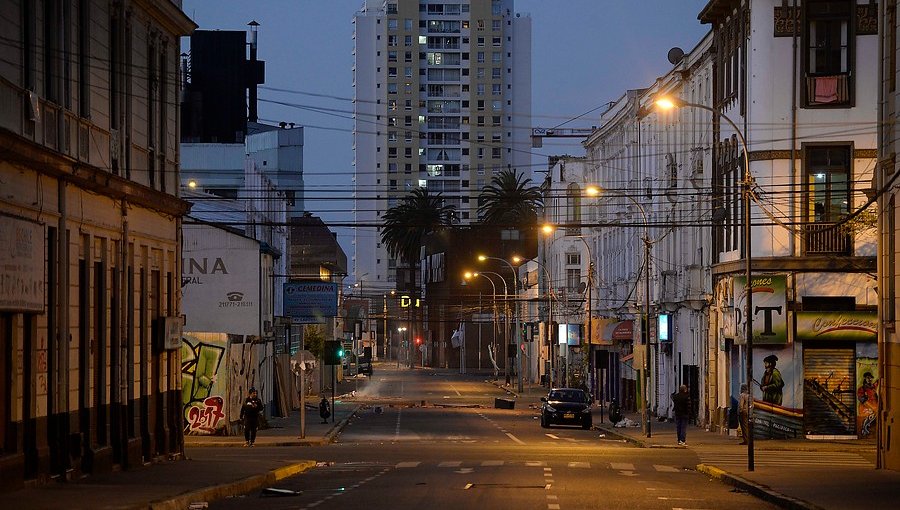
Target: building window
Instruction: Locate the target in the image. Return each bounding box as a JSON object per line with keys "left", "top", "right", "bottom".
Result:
{"left": 492, "top": 19, "right": 501, "bottom": 31}
{"left": 804, "top": 0, "right": 853, "bottom": 106}
{"left": 492, "top": 67, "right": 501, "bottom": 79}
{"left": 491, "top": 147, "right": 501, "bottom": 159}
{"left": 804, "top": 145, "right": 851, "bottom": 254}
{"left": 566, "top": 252, "right": 581, "bottom": 265}
{"left": 477, "top": 51, "right": 485, "bottom": 63}
{"left": 566, "top": 268, "right": 581, "bottom": 292}
{"left": 492, "top": 51, "right": 501, "bottom": 63}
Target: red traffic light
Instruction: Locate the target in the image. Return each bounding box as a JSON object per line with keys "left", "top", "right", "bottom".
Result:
{"left": 415, "top": 337, "right": 422, "bottom": 345}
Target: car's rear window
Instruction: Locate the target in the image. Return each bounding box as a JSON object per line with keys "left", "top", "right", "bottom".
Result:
{"left": 549, "top": 390, "right": 585, "bottom": 402}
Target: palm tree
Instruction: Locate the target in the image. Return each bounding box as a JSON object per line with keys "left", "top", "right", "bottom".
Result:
{"left": 380, "top": 187, "right": 457, "bottom": 265}
{"left": 477, "top": 169, "right": 544, "bottom": 226}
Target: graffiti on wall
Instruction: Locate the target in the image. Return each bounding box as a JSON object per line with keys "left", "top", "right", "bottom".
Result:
{"left": 856, "top": 357, "right": 878, "bottom": 438}
{"left": 182, "top": 335, "right": 227, "bottom": 434}
{"left": 227, "top": 341, "right": 270, "bottom": 423}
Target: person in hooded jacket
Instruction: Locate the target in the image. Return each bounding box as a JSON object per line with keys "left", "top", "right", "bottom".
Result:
{"left": 240, "top": 387, "right": 263, "bottom": 446}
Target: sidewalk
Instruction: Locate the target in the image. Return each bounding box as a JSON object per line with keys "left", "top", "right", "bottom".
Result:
{"left": 5, "top": 399, "right": 359, "bottom": 510}
{"left": 596, "top": 412, "right": 898, "bottom": 510}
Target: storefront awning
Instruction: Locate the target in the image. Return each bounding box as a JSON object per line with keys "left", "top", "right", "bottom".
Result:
{"left": 591, "top": 319, "right": 634, "bottom": 345}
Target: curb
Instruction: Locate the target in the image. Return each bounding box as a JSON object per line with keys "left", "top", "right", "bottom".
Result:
{"left": 143, "top": 460, "right": 316, "bottom": 510}
{"left": 696, "top": 464, "right": 823, "bottom": 510}
{"left": 595, "top": 424, "right": 648, "bottom": 448}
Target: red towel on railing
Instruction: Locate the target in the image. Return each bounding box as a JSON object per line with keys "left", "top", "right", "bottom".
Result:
{"left": 814, "top": 76, "right": 839, "bottom": 103}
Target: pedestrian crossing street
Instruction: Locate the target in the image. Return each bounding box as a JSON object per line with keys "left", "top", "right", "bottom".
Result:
{"left": 391, "top": 460, "right": 688, "bottom": 473}
{"left": 697, "top": 450, "right": 874, "bottom": 468}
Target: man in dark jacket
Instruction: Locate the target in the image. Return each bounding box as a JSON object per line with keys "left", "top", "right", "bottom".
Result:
{"left": 240, "top": 387, "right": 263, "bottom": 446}
{"left": 672, "top": 384, "right": 691, "bottom": 446}
{"left": 319, "top": 396, "right": 331, "bottom": 424}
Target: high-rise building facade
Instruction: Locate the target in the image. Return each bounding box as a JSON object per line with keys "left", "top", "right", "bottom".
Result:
{"left": 353, "top": 0, "right": 531, "bottom": 292}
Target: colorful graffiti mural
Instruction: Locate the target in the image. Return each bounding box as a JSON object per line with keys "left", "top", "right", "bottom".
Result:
{"left": 752, "top": 345, "right": 803, "bottom": 439}
{"left": 182, "top": 334, "right": 227, "bottom": 435}
{"left": 856, "top": 357, "right": 878, "bottom": 438}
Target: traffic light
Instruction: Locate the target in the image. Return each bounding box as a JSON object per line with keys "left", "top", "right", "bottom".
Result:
{"left": 323, "top": 340, "right": 344, "bottom": 365}
{"left": 415, "top": 337, "right": 422, "bottom": 345}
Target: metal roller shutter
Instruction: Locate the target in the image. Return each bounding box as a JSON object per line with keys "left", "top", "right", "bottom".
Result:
{"left": 803, "top": 348, "right": 855, "bottom": 436}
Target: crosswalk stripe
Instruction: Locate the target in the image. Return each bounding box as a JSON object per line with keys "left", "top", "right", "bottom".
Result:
{"left": 438, "top": 461, "right": 462, "bottom": 468}
{"left": 481, "top": 460, "right": 504, "bottom": 466}
{"left": 396, "top": 462, "right": 420, "bottom": 468}
{"left": 610, "top": 462, "right": 635, "bottom": 471}
{"left": 526, "top": 461, "right": 546, "bottom": 467}
{"left": 653, "top": 464, "right": 681, "bottom": 472}
{"left": 568, "top": 462, "right": 590, "bottom": 468}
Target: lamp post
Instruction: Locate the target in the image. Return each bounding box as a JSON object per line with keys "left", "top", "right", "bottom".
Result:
{"left": 397, "top": 326, "right": 407, "bottom": 369}
{"left": 656, "top": 96, "right": 754, "bottom": 471}
{"left": 541, "top": 226, "right": 593, "bottom": 390}
{"left": 466, "top": 270, "right": 506, "bottom": 378}
{"left": 465, "top": 271, "right": 497, "bottom": 374}
{"left": 519, "top": 253, "right": 556, "bottom": 388}
{"left": 478, "top": 255, "right": 523, "bottom": 393}
{"left": 584, "top": 184, "right": 653, "bottom": 437}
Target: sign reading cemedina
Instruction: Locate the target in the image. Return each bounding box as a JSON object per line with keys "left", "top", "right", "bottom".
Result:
{"left": 284, "top": 281, "right": 338, "bottom": 323}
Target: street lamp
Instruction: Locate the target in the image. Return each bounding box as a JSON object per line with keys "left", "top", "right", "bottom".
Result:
{"left": 541, "top": 225, "right": 594, "bottom": 392}
{"left": 464, "top": 271, "right": 501, "bottom": 375}
{"left": 465, "top": 270, "right": 508, "bottom": 379}
{"left": 582, "top": 185, "right": 653, "bottom": 437}
{"left": 655, "top": 95, "right": 755, "bottom": 471}
{"left": 478, "top": 254, "right": 524, "bottom": 392}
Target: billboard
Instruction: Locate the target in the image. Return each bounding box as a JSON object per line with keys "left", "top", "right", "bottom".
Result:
{"left": 733, "top": 274, "right": 787, "bottom": 345}
{"left": 0, "top": 214, "right": 44, "bottom": 312}
{"left": 284, "top": 281, "right": 338, "bottom": 323}
{"left": 182, "top": 225, "right": 261, "bottom": 336}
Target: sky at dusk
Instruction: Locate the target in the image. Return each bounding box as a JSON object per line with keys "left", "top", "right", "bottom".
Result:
{"left": 181, "top": 0, "right": 710, "bottom": 265}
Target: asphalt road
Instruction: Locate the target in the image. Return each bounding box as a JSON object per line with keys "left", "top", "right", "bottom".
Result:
{"left": 207, "top": 366, "right": 775, "bottom": 510}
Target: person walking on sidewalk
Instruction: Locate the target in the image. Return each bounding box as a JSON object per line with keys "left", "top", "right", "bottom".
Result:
{"left": 672, "top": 385, "right": 691, "bottom": 446}
{"left": 240, "top": 387, "right": 263, "bottom": 447}
{"left": 319, "top": 396, "right": 331, "bottom": 424}
{"left": 739, "top": 383, "right": 751, "bottom": 445}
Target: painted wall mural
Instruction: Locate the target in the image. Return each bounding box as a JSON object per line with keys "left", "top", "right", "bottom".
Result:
{"left": 226, "top": 340, "right": 271, "bottom": 423}
{"left": 752, "top": 344, "right": 803, "bottom": 439}
{"left": 181, "top": 334, "right": 227, "bottom": 435}
{"left": 856, "top": 357, "right": 878, "bottom": 438}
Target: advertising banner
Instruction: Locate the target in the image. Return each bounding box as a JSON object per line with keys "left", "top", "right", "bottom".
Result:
{"left": 182, "top": 225, "right": 260, "bottom": 336}
{"left": 284, "top": 281, "right": 338, "bottom": 323}
{"left": 733, "top": 274, "right": 787, "bottom": 345}
{"left": 795, "top": 311, "right": 877, "bottom": 342}
{"left": 0, "top": 214, "right": 44, "bottom": 312}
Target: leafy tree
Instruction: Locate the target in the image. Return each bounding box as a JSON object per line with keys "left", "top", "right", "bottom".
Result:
{"left": 477, "top": 169, "right": 544, "bottom": 226}
{"left": 303, "top": 324, "right": 326, "bottom": 359}
{"left": 380, "top": 187, "right": 457, "bottom": 264}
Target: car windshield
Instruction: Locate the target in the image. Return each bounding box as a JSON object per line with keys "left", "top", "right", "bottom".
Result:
{"left": 548, "top": 390, "right": 585, "bottom": 403}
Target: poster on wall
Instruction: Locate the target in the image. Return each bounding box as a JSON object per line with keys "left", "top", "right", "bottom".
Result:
{"left": 733, "top": 274, "right": 787, "bottom": 345}
{"left": 751, "top": 344, "right": 803, "bottom": 439}
{"left": 182, "top": 225, "right": 261, "bottom": 336}
{"left": 856, "top": 357, "right": 878, "bottom": 439}
{"left": 0, "top": 214, "right": 45, "bottom": 312}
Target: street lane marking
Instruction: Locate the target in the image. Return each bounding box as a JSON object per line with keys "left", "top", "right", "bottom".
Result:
{"left": 548, "top": 505, "right": 560, "bottom": 510}
{"left": 464, "top": 483, "right": 473, "bottom": 490}
{"left": 394, "top": 407, "right": 402, "bottom": 441}
{"left": 546, "top": 495, "right": 558, "bottom": 500}
{"left": 543, "top": 473, "right": 553, "bottom": 477}
{"left": 449, "top": 384, "right": 462, "bottom": 396}
{"left": 653, "top": 464, "right": 680, "bottom": 472}
{"left": 438, "top": 461, "right": 462, "bottom": 467}
{"left": 455, "top": 468, "right": 474, "bottom": 474}
{"left": 482, "top": 460, "right": 504, "bottom": 466}
{"left": 568, "top": 462, "right": 590, "bottom": 468}
{"left": 545, "top": 434, "right": 560, "bottom": 440}
{"left": 657, "top": 497, "right": 702, "bottom": 501}
{"left": 610, "top": 462, "right": 635, "bottom": 471}
{"left": 396, "top": 461, "right": 420, "bottom": 468}
{"left": 527, "top": 461, "right": 546, "bottom": 467}
{"left": 505, "top": 432, "right": 525, "bottom": 445}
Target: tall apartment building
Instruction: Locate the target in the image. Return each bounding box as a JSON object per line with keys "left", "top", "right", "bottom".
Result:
{"left": 353, "top": 0, "right": 531, "bottom": 293}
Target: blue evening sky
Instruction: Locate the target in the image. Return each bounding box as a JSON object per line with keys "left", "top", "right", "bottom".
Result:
{"left": 181, "top": 0, "right": 710, "bottom": 264}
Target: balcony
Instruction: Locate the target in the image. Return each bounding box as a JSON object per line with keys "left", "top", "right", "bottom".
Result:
{"left": 806, "top": 74, "right": 850, "bottom": 107}
{"left": 804, "top": 222, "right": 852, "bottom": 255}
